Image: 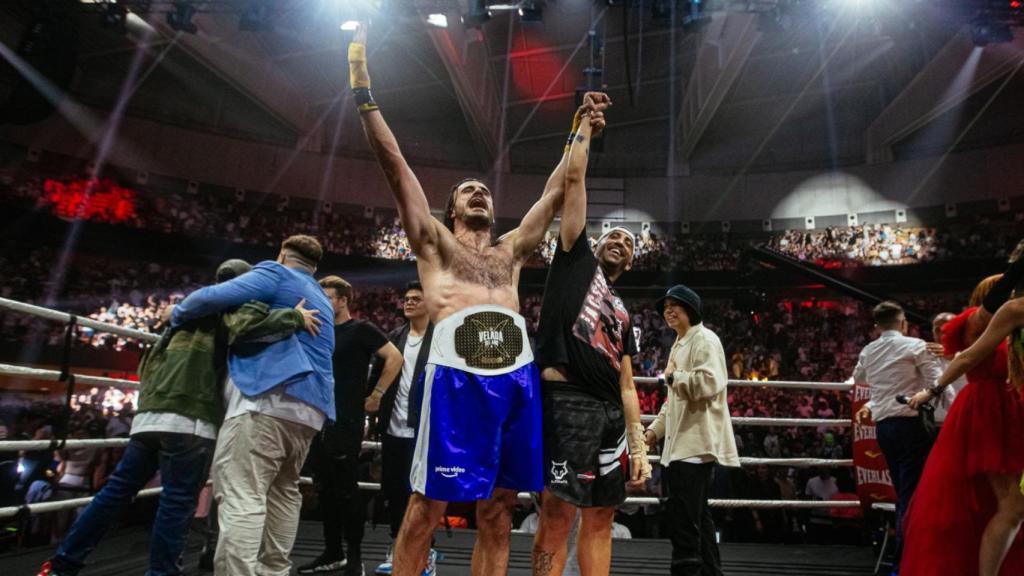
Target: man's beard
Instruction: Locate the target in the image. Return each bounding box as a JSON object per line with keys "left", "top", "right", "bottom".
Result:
{"left": 460, "top": 210, "right": 492, "bottom": 231}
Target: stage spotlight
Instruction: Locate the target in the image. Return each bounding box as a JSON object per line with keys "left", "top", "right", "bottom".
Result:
{"left": 426, "top": 13, "right": 448, "bottom": 28}
{"left": 340, "top": 20, "right": 359, "bottom": 31}
{"left": 167, "top": 1, "right": 198, "bottom": 34}
{"left": 519, "top": 0, "right": 545, "bottom": 21}
{"left": 972, "top": 20, "right": 1014, "bottom": 46}
{"left": 462, "top": 0, "right": 491, "bottom": 28}
{"left": 239, "top": 0, "right": 274, "bottom": 32}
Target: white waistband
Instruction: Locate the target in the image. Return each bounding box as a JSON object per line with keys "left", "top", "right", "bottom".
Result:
{"left": 429, "top": 304, "right": 534, "bottom": 376}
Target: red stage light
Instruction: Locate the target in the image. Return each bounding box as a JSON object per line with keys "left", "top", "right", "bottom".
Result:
{"left": 43, "top": 177, "right": 137, "bottom": 223}
{"left": 1012, "top": 0, "right": 1022, "bottom": 9}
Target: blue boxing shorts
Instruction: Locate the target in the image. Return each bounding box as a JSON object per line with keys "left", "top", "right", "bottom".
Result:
{"left": 409, "top": 304, "right": 543, "bottom": 502}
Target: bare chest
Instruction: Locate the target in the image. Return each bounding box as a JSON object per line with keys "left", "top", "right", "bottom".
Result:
{"left": 448, "top": 244, "right": 514, "bottom": 289}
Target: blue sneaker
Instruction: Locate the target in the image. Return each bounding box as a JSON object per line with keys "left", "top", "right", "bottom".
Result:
{"left": 422, "top": 548, "right": 439, "bottom": 576}
{"left": 374, "top": 545, "right": 393, "bottom": 575}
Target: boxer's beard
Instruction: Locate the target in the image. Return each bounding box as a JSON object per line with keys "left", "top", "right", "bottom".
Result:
{"left": 458, "top": 205, "right": 492, "bottom": 231}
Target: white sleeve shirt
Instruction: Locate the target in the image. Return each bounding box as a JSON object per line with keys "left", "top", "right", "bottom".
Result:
{"left": 854, "top": 330, "right": 944, "bottom": 422}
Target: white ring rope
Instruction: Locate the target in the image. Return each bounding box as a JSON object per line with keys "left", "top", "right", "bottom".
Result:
{"left": 0, "top": 438, "right": 855, "bottom": 469}
{"left": 0, "top": 297, "right": 159, "bottom": 343}
{"left": 0, "top": 363, "right": 140, "bottom": 389}
{"left": 0, "top": 484, "right": 860, "bottom": 519}
{"left": 0, "top": 488, "right": 164, "bottom": 519}
{"left": 0, "top": 363, "right": 851, "bottom": 398}
{"left": 632, "top": 376, "right": 852, "bottom": 391}
{"left": 640, "top": 414, "right": 849, "bottom": 427}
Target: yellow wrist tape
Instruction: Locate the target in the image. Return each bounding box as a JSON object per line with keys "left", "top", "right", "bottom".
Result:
{"left": 348, "top": 42, "right": 371, "bottom": 89}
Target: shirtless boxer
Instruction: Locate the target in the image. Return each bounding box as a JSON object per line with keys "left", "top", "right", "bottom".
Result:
{"left": 347, "top": 23, "right": 609, "bottom": 576}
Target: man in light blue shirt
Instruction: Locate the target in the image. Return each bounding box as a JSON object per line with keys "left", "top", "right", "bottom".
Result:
{"left": 171, "top": 234, "right": 334, "bottom": 576}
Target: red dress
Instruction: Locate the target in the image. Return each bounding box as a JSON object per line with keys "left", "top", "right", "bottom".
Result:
{"left": 901, "top": 307, "right": 1024, "bottom": 575}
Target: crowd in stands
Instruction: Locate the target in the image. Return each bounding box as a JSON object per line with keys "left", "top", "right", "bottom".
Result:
{"left": 8, "top": 170, "right": 1020, "bottom": 274}
{"left": 768, "top": 219, "right": 1022, "bottom": 268}
{"left": 0, "top": 247, "right": 209, "bottom": 352}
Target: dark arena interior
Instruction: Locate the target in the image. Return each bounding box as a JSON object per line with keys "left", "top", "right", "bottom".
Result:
{"left": 2, "top": 1, "right": 1024, "bottom": 575}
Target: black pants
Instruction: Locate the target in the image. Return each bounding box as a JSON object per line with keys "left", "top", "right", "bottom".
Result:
{"left": 381, "top": 433, "right": 417, "bottom": 539}
{"left": 664, "top": 461, "right": 724, "bottom": 576}
{"left": 311, "top": 432, "right": 365, "bottom": 559}
{"left": 875, "top": 416, "right": 934, "bottom": 572}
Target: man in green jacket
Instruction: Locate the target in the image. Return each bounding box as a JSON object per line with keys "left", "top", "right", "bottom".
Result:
{"left": 40, "top": 259, "right": 320, "bottom": 576}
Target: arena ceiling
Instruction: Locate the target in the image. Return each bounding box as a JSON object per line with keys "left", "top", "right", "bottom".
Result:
{"left": 2, "top": 0, "right": 1024, "bottom": 178}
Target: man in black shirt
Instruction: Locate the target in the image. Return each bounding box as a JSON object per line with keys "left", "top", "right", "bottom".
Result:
{"left": 298, "top": 276, "right": 403, "bottom": 576}
{"left": 533, "top": 93, "right": 652, "bottom": 576}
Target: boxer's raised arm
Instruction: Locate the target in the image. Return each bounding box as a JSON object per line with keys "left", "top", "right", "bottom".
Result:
{"left": 349, "top": 23, "right": 441, "bottom": 258}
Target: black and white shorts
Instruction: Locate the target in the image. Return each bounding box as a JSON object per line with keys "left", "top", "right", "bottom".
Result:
{"left": 541, "top": 385, "right": 628, "bottom": 508}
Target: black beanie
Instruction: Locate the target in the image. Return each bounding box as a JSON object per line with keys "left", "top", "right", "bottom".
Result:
{"left": 656, "top": 284, "right": 703, "bottom": 325}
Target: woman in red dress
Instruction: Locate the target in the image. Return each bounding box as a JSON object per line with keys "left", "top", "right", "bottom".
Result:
{"left": 901, "top": 272, "right": 1024, "bottom": 576}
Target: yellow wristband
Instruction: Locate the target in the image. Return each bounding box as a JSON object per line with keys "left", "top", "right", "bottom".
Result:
{"left": 348, "top": 43, "right": 371, "bottom": 89}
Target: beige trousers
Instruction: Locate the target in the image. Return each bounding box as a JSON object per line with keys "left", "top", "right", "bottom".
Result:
{"left": 212, "top": 413, "right": 316, "bottom": 576}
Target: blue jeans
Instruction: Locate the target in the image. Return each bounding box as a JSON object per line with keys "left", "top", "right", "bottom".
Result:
{"left": 875, "top": 416, "right": 934, "bottom": 573}
{"left": 50, "top": 432, "right": 215, "bottom": 576}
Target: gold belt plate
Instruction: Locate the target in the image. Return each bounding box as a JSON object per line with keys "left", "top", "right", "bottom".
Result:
{"left": 453, "top": 311, "right": 524, "bottom": 370}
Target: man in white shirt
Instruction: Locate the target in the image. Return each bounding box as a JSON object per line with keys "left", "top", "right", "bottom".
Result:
{"left": 370, "top": 281, "right": 436, "bottom": 576}
{"left": 853, "top": 301, "right": 943, "bottom": 573}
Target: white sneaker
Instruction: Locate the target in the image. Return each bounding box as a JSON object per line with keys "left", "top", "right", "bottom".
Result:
{"left": 374, "top": 545, "right": 393, "bottom": 575}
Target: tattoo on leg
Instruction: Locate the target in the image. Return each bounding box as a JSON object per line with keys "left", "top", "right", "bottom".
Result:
{"left": 533, "top": 550, "right": 555, "bottom": 576}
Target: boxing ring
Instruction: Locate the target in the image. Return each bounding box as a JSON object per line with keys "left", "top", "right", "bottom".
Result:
{"left": 0, "top": 296, "right": 864, "bottom": 523}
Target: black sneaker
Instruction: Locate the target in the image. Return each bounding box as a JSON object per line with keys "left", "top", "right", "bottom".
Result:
{"left": 197, "top": 546, "right": 215, "bottom": 572}
{"left": 344, "top": 561, "right": 365, "bottom": 576}
{"left": 297, "top": 551, "right": 348, "bottom": 574}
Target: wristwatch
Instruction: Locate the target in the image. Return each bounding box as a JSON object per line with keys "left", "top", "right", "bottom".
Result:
{"left": 665, "top": 372, "right": 675, "bottom": 386}
{"left": 926, "top": 384, "right": 945, "bottom": 398}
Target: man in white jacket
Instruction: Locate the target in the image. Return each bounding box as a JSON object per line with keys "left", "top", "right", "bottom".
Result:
{"left": 644, "top": 285, "right": 739, "bottom": 576}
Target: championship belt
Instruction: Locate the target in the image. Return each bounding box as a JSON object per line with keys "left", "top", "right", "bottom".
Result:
{"left": 430, "top": 305, "right": 534, "bottom": 375}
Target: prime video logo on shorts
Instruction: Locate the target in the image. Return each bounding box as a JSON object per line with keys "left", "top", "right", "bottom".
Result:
{"left": 435, "top": 465, "right": 467, "bottom": 478}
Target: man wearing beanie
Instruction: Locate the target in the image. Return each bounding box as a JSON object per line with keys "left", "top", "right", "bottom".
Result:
{"left": 645, "top": 285, "right": 739, "bottom": 576}
{"left": 39, "top": 259, "right": 321, "bottom": 576}
{"left": 533, "top": 92, "right": 652, "bottom": 576}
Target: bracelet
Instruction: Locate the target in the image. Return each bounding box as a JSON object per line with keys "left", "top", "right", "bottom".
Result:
{"left": 927, "top": 384, "right": 945, "bottom": 397}
{"left": 352, "top": 87, "right": 379, "bottom": 113}
{"left": 373, "top": 387, "right": 386, "bottom": 396}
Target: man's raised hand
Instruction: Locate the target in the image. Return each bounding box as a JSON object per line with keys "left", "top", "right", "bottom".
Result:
{"left": 582, "top": 91, "right": 612, "bottom": 112}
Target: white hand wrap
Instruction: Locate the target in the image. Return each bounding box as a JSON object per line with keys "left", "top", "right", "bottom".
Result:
{"left": 627, "top": 422, "right": 652, "bottom": 481}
